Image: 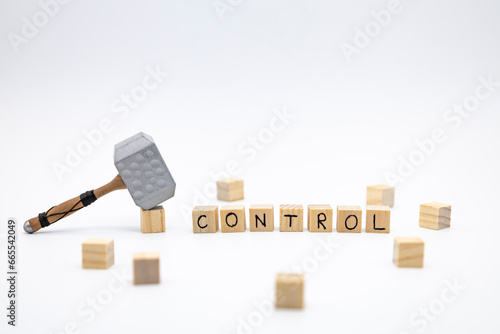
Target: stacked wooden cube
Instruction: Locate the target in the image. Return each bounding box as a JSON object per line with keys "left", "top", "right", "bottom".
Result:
{"left": 82, "top": 238, "right": 114, "bottom": 270}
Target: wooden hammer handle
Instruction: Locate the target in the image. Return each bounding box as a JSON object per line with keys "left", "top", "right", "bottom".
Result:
{"left": 25, "top": 175, "right": 126, "bottom": 233}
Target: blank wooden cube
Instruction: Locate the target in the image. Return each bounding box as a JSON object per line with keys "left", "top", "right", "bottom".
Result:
{"left": 419, "top": 202, "right": 451, "bottom": 230}
{"left": 308, "top": 205, "right": 333, "bottom": 232}
{"left": 192, "top": 206, "right": 219, "bottom": 233}
{"left": 366, "top": 205, "right": 390, "bottom": 233}
{"left": 393, "top": 237, "right": 424, "bottom": 268}
{"left": 217, "top": 178, "right": 244, "bottom": 202}
{"left": 276, "top": 273, "right": 304, "bottom": 309}
{"left": 140, "top": 206, "right": 165, "bottom": 233}
{"left": 367, "top": 185, "right": 395, "bottom": 207}
{"left": 220, "top": 205, "right": 246, "bottom": 232}
{"left": 249, "top": 204, "right": 274, "bottom": 232}
{"left": 133, "top": 252, "right": 160, "bottom": 285}
{"left": 337, "top": 206, "right": 362, "bottom": 233}
{"left": 82, "top": 238, "right": 114, "bottom": 269}
{"left": 280, "top": 205, "right": 303, "bottom": 232}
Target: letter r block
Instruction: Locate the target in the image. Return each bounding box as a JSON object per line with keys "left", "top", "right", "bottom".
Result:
{"left": 280, "top": 205, "right": 303, "bottom": 232}
{"left": 337, "top": 206, "right": 362, "bottom": 233}
{"left": 308, "top": 205, "right": 333, "bottom": 232}
{"left": 192, "top": 206, "right": 219, "bottom": 233}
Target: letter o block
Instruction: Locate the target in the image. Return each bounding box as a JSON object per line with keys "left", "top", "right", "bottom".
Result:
{"left": 280, "top": 205, "right": 303, "bottom": 232}
{"left": 337, "top": 206, "right": 362, "bottom": 233}
{"left": 220, "top": 205, "right": 246, "bottom": 232}
{"left": 367, "top": 185, "right": 395, "bottom": 207}
{"left": 192, "top": 206, "right": 219, "bottom": 233}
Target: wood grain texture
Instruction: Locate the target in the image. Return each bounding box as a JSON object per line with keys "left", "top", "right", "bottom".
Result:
{"left": 337, "top": 206, "right": 362, "bottom": 233}
{"left": 365, "top": 205, "right": 391, "bottom": 233}
{"left": 82, "top": 238, "right": 114, "bottom": 269}
{"left": 393, "top": 237, "right": 424, "bottom": 268}
{"left": 140, "top": 206, "right": 165, "bottom": 233}
{"left": 249, "top": 204, "right": 274, "bottom": 232}
{"left": 280, "top": 205, "right": 303, "bottom": 232}
{"left": 307, "top": 205, "right": 333, "bottom": 232}
{"left": 133, "top": 252, "right": 160, "bottom": 285}
{"left": 276, "top": 273, "right": 304, "bottom": 309}
{"left": 192, "top": 206, "right": 219, "bottom": 233}
{"left": 217, "top": 178, "right": 244, "bottom": 202}
{"left": 28, "top": 174, "right": 126, "bottom": 232}
{"left": 220, "top": 205, "right": 246, "bottom": 232}
{"left": 366, "top": 185, "right": 395, "bottom": 207}
{"left": 419, "top": 202, "right": 451, "bottom": 230}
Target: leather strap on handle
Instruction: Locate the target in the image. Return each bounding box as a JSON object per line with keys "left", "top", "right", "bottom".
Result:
{"left": 25, "top": 175, "right": 127, "bottom": 233}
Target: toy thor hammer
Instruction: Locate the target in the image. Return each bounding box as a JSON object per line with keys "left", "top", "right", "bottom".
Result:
{"left": 24, "top": 132, "right": 176, "bottom": 233}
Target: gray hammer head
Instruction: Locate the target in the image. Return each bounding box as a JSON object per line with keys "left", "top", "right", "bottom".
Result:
{"left": 114, "top": 132, "right": 176, "bottom": 210}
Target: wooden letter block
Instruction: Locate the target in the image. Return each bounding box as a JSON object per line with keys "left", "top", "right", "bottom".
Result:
{"left": 419, "top": 202, "right": 451, "bottom": 230}
{"left": 140, "top": 206, "right": 165, "bottom": 233}
{"left": 393, "top": 237, "right": 424, "bottom": 268}
{"left": 367, "top": 185, "right": 395, "bottom": 207}
{"left": 217, "top": 178, "right": 244, "bottom": 202}
{"left": 192, "top": 206, "right": 219, "bottom": 233}
{"left": 337, "top": 206, "right": 362, "bottom": 233}
{"left": 280, "top": 205, "right": 303, "bottom": 232}
{"left": 365, "top": 205, "right": 390, "bottom": 233}
{"left": 276, "top": 273, "right": 304, "bottom": 309}
{"left": 82, "top": 238, "right": 114, "bottom": 269}
{"left": 308, "top": 205, "right": 333, "bottom": 232}
{"left": 249, "top": 204, "right": 274, "bottom": 232}
{"left": 133, "top": 252, "right": 160, "bottom": 285}
{"left": 220, "top": 205, "right": 246, "bottom": 232}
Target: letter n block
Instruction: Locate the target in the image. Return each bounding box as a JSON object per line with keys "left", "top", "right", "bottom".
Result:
{"left": 308, "top": 205, "right": 333, "bottom": 232}
{"left": 249, "top": 204, "right": 274, "bottom": 232}
{"left": 367, "top": 185, "right": 395, "bottom": 207}
{"left": 280, "top": 205, "right": 303, "bottom": 232}
{"left": 82, "top": 238, "right": 114, "bottom": 269}
{"left": 140, "top": 206, "right": 165, "bottom": 233}
{"left": 419, "top": 202, "right": 451, "bottom": 230}
{"left": 276, "top": 273, "right": 304, "bottom": 309}
{"left": 337, "top": 206, "right": 362, "bottom": 233}
{"left": 366, "top": 205, "right": 390, "bottom": 233}
{"left": 133, "top": 252, "right": 160, "bottom": 285}
{"left": 220, "top": 205, "right": 246, "bottom": 233}
{"left": 192, "top": 206, "right": 219, "bottom": 233}
{"left": 393, "top": 237, "right": 424, "bottom": 268}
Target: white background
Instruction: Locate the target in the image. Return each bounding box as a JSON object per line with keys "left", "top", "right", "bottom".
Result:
{"left": 1, "top": 0, "right": 500, "bottom": 333}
